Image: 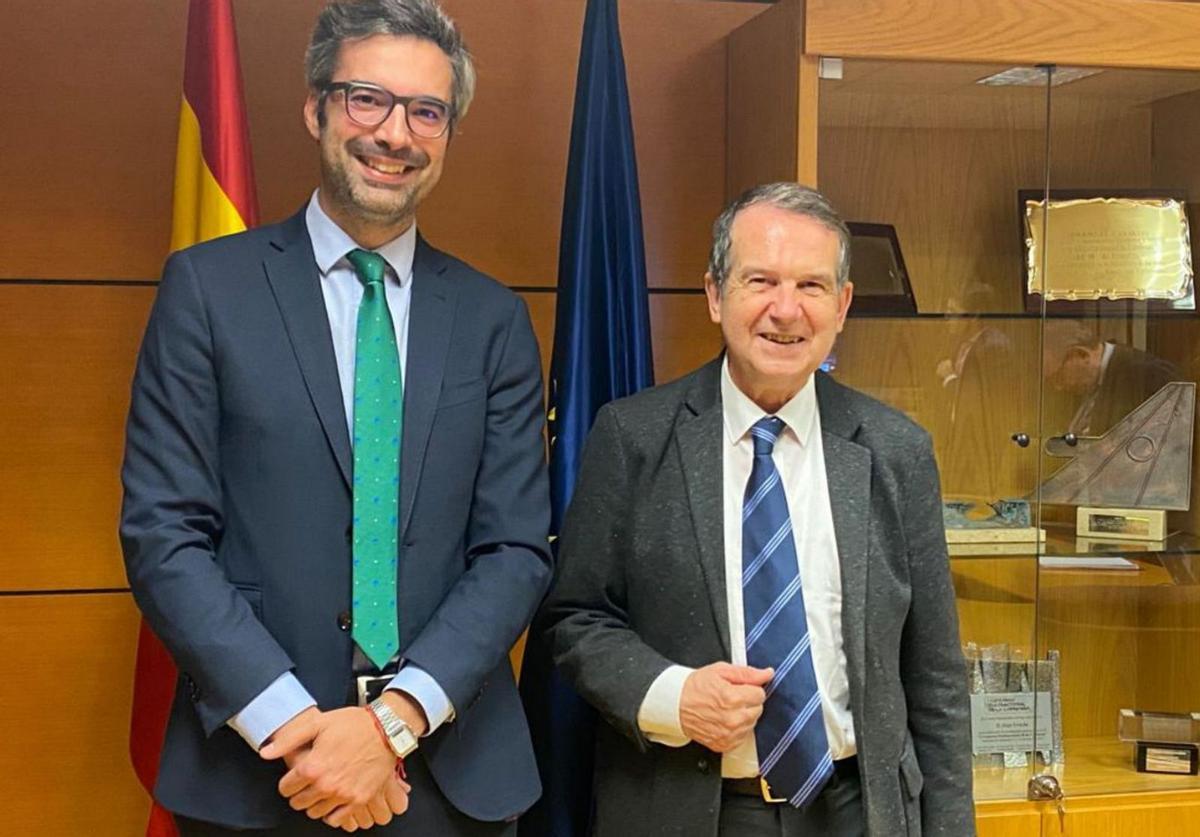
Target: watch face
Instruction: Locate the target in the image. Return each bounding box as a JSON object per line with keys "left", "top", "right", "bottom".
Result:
{"left": 370, "top": 701, "right": 417, "bottom": 757}
{"left": 395, "top": 730, "right": 418, "bottom": 758}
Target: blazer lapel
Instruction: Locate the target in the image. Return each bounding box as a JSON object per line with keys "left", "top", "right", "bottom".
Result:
{"left": 263, "top": 211, "right": 353, "bottom": 490}
{"left": 816, "top": 373, "right": 871, "bottom": 715}
{"left": 399, "top": 237, "right": 455, "bottom": 537}
{"left": 674, "top": 360, "right": 731, "bottom": 658}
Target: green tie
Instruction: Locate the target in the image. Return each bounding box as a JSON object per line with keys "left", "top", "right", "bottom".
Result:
{"left": 346, "top": 248, "right": 402, "bottom": 669}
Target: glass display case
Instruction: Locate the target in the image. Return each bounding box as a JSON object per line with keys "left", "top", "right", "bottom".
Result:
{"left": 817, "top": 57, "right": 1200, "bottom": 808}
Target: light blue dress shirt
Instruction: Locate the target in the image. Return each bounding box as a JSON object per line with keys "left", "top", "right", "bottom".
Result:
{"left": 227, "top": 192, "right": 455, "bottom": 750}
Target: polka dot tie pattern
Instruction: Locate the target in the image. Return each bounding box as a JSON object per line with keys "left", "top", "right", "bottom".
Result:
{"left": 346, "top": 248, "right": 402, "bottom": 670}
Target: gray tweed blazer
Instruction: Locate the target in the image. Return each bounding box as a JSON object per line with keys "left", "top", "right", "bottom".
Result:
{"left": 542, "top": 358, "right": 975, "bottom": 837}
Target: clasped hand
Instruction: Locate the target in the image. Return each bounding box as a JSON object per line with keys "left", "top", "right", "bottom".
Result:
{"left": 259, "top": 698, "right": 422, "bottom": 832}
{"left": 679, "top": 662, "right": 773, "bottom": 753}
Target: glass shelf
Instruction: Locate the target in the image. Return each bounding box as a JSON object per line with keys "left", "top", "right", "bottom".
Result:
{"left": 974, "top": 737, "right": 1200, "bottom": 802}
{"left": 949, "top": 524, "right": 1200, "bottom": 563}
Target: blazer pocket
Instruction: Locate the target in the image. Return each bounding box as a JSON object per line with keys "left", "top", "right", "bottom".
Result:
{"left": 899, "top": 736, "right": 924, "bottom": 800}
{"left": 437, "top": 376, "right": 486, "bottom": 410}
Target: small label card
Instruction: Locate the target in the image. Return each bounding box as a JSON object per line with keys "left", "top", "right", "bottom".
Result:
{"left": 970, "top": 692, "right": 1053, "bottom": 755}
{"left": 1137, "top": 742, "right": 1200, "bottom": 775}
{"left": 1076, "top": 506, "right": 1167, "bottom": 541}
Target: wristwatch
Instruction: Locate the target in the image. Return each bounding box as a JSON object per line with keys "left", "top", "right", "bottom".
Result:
{"left": 368, "top": 697, "right": 419, "bottom": 758}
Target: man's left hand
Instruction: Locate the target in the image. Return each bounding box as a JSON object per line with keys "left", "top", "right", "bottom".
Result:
{"left": 260, "top": 691, "right": 428, "bottom": 823}
{"left": 323, "top": 772, "right": 412, "bottom": 831}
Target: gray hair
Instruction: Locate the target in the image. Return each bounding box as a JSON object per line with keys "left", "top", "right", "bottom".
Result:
{"left": 306, "top": 0, "right": 477, "bottom": 127}
{"left": 707, "top": 182, "right": 851, "bottom": 291}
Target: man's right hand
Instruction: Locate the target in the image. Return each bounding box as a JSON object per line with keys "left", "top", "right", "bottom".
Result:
{"left": 679, "top": 662, "right": 773, "bottom": 753}
{"left": 263, "top": 707, "right": 411, "bottom": 830}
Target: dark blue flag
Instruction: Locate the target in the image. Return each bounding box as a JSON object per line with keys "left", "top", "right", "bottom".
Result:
{"left": 518, "top": 0, "right": 653, "bottom": 833}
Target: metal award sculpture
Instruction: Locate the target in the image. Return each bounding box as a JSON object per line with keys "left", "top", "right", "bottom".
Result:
{"left": 1040, "top": 382, "right": 1195, "bottom": 538}
{"left": 943, "top": 498, "right": 1043, "bottom": 547}
{"left": 1041, "top": 381, "right": 1194, "bottom": 508}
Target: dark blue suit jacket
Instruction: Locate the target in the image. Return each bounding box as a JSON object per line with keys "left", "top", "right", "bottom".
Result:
{"left": 120, "top": 210, "right": 552, "bottom": 828}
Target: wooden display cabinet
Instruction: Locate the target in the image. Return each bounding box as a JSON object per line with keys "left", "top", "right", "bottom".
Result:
{"left": 726, "top": 1, "right": 1200, "bottom": 833}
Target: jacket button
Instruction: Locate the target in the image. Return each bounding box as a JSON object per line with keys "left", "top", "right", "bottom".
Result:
{"left": 337, "top": 611, "right": 352, "bottom": 631}
{"left": 184, "top": 674, "right": 201, "bottom": 702}
{"left": 697, "top": 758, "right": 710, "bottom": 774}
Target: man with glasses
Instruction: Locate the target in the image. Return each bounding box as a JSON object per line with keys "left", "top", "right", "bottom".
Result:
{"left": 121, "top": 1, "right": 550, "bottom": 834}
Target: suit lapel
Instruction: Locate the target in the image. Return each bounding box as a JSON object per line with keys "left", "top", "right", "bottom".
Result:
{"left": 674, "top": 360, "right": 731, "bottom": 658}
{"left": 263, "top": 211, "right": 353, "bottom": 490}
{"left": 816, "top": 373, "right": 871, "bottom": 714}
{"left": 399, "top": 237, "right": 455, "bottom": 537}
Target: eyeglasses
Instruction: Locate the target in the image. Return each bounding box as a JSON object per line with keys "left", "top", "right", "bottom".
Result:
{"left": 321, "top": 81, "right": 454, "bottom": 138}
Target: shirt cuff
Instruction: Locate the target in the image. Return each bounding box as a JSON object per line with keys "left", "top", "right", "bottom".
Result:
{"left": 386, "top": 663, "right": 455, "bottom": 736}
{"left": 637, "top": 664, "right": 694, "bottom": 746}
{"left": 227, "top": 672, "right": 317, "bottom": 751}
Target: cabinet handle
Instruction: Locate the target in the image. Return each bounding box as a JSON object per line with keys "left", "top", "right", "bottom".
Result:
{"left": 1063, "top": 432, "right": 1078, "bottom": 447}
{"left": 1011, "top": 432, "right": 1031, "bottom": 448}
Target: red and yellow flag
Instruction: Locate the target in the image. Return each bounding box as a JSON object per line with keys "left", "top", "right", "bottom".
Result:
{"left": 130, "top": 2, "right": 258, "bottom": 834}
{"left": 170, "top": 0, "right": 259, "bottom": 250}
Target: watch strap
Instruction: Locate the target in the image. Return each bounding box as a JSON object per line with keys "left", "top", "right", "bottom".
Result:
{"left": 368, "top": 697, "right": 419, "bottom": 758}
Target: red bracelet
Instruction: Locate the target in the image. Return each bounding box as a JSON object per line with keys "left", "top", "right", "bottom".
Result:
{"left": 364, "top": 706, "right": 406, "bottom": 778}
{"left": 364, "top": 706, "right": 390, "bottom": 746}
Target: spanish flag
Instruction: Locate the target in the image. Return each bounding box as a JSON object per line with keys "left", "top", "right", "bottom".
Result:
{"left": 130, "top": 2, "right": 257, "bottom": 834}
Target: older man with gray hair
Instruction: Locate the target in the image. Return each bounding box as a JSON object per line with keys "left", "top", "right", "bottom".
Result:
{"left": 121, "top": 1, "right": 550, "bottom": 833}
{"left": 541, "top": 183, "right": 974, "bottom": 836}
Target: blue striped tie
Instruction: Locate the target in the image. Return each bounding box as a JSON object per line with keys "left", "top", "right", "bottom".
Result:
{"left": 743, "top": 416, "right": 833, "bottom": 807}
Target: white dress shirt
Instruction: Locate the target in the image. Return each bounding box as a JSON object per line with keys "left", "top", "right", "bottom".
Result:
{"left": 227, "top": 191, "right": 454, "bottom": 749}
{"left": 637, "top": 359, "right": 856, "bottom": 777}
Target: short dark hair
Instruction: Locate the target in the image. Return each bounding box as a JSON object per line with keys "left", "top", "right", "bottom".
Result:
{"left": 707, "top": 182, "right": 851, "bottom": 291}
{"left": 306, "top": 0, "right": 476, "bottom": 127}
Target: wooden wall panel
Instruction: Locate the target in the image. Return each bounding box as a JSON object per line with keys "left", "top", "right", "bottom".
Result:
{"left": 650, "top": 293, "right": 723, "bottom": 384}
{"left": 0, "top": 0, "right": 759, "bottom": 287}
{"left": 0, "top": 593, "right": 146, "bottom": 834}
{"left": 0, "top": 0, "right": 184, "bottom": 280}
{"left": 517, "top": 290, "right": 556, "bottom": 384}
{"left": 0, "top": 285, "right": 154, "bottom": 591}
{"left": 807, "top": 0, "right": 1200, "bottom": 72}
{"left": 614, "top": 2, "right": 761, "bottom": 287}
{"left": 726, "top": 0, "right": 805, "bottom": 199}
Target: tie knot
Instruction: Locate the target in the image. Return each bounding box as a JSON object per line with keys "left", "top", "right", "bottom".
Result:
{"left": 346, "top": 248, "right": 387, "bottom": 287}
{"left": 750, "top": 416, "right": 785, "bottom": 455}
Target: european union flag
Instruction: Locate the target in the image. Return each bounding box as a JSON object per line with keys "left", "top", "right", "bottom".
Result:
{"left": 519, "top": 0, "right": 653, "bottom": 833}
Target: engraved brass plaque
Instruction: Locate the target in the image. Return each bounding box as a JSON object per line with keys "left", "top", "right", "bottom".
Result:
{"left": 1025, "top": 197, "right": 1193, "bottom": 301}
